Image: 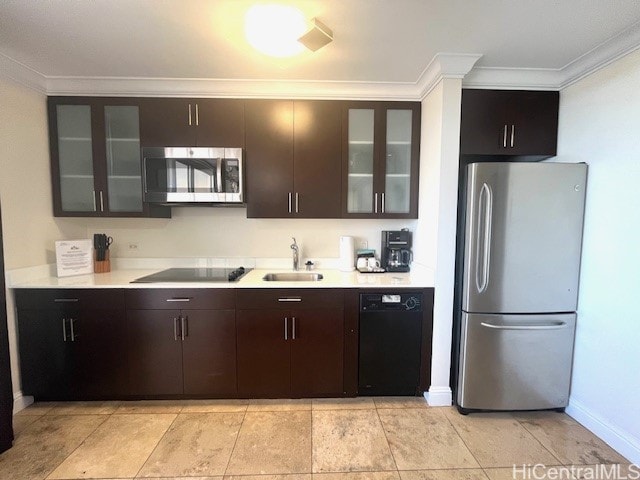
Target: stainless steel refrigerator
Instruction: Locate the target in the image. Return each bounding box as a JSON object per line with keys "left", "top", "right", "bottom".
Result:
{"left": 457, "top": 162, "right": 587, "bottom": 412}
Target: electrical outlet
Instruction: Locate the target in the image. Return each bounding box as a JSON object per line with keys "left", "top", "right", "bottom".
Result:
{"left": 128, "top": 243, "right": 139, "bottom": 250}
{"left": 359, "top": 240, "right": 368, "bottom": 250}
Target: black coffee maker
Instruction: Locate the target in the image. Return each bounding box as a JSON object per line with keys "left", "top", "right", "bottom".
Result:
{"left": 381, "top": 229, "right": 413, "bottom": 272}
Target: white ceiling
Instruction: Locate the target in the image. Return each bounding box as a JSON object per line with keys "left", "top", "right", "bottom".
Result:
{"left": 1, "top": 0, "right": 640, "bottom": 96}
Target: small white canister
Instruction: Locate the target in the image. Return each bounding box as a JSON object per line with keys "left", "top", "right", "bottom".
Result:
{"left": 339, "top": 236, "right": 356, "bottom": 272}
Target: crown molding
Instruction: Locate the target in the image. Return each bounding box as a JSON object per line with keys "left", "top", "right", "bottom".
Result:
{"left": 463, "top": 19, "right": 640, "bottom": 90}
{"left": 0, "top": 52, "right": 47, "bottom": 93}
{"left": 416, "top": 53, "right": 482, "bottom": 98}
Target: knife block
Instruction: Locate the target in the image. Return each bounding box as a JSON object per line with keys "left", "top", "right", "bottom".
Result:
{"left": 94, "top": 250, "right": 111, "bottom": 273}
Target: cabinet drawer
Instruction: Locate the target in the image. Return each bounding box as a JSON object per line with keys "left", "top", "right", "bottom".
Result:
{"left": 125, "top": 288, "right": 235, "bottom": 310}
{"left": 14, "top": 289, "right": 125, "bottom": 311}
{"left": 236, "top": 289, "right": 344, "bottom": 310}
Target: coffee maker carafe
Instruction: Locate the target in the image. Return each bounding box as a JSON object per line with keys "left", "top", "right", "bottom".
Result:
{"left": 381, "top": 229, "right": 413, "bottom": 272}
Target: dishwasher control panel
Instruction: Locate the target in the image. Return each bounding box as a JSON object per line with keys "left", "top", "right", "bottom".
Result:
{"left": 360, "top": 293, "right": 423, "bottom": 312}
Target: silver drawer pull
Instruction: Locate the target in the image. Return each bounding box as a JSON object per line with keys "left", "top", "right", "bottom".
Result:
{"left": 166, "top": 298, "right": 192, "bottom": 302}
{"left": 278, "top": 297, "right": 302, "bottom": 302}
{"left": 480, "top": 322, "right": 567, "bottom": 331}
{"left": 54, "top": 298, "right": 79, "bottom": 303}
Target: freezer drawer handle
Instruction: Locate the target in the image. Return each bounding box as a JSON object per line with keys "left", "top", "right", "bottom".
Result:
{"left": 480, "top": 321, "right": 568, "bottom": 331}
{"left": 475, "top": 182, "right": 492, "bottom": 293}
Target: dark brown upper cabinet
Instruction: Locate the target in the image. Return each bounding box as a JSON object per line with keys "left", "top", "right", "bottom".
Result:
{"left": 245, "top": 100, "right": 342, "bottom": 218}
{"left": 459, "top": 89, "right": 559, "bottom": 156}
{"left": 48, "top": 97, "right": 169, "bottom": 218}
{"left": 139, "top": 98, "right": 244, "bottom": 147}
{"left": 342, "top": 102, "right": 420, "bottom": 219}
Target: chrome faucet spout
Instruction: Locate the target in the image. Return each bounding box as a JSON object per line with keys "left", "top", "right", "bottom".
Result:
{"left": 290, "top": 237, "right": 299, "bottom": 271}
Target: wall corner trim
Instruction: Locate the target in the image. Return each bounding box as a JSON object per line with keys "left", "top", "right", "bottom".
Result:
{"left": 567, "top": 397, "right": 640, "bottom": 464}
{"left": 417, "top": 53, "right": 483, "bottom": 99}
{"left": 12, "top": 391, "right": 34, "bottom": 414}
{"left": 425, "top": 386, "right": 453, "bottom": 406}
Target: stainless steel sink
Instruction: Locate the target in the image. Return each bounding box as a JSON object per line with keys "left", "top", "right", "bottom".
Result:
{"left": 262, "top": 272, "right": 324, "bottom": 282}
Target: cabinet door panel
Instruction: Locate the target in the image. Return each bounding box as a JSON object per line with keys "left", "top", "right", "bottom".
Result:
{"left": 508, "top": 91, "right": 559, "bottom": 155}
{"left": 72, "top": 309, "right": 128, "bottom": 397}
{"left": 17, "top": 309, "right": 72, "bottom": 399}
{"left": 245, "top": 100, "right": 294, "bottom": 218}
{"left": 126, "top": 310, "right": 183, "bottom": 395}
{"left": 344, "top": 107, "right": 376, "bottom": 215}
{"left": 293, "top": 101, "right": 342, "bottom": 218}
{"left": 459, "top": 89, "right": 507, "bottom": 155}
{"left": 236, "top": 310, "right": 290, "bottom": 397}
{"left": 290, "top": 308, "right": 344, "bottom": 397}
{"left": 139, "top": 98, "right": 195, "bottom": 147}
{"left": 182, "top": 310, "right": 237, "bottom": 396}
{"left": 195, "top": 99, "right": 245, "bottom": 147}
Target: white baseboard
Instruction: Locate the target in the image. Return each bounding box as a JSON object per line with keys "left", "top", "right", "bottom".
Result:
{"left": 566, "top": 398, "right": 640, "bottom": 465}
{"left": 12, "top": 391, "right": 33, "bottom": 414}
{"left": 425, "top": 386, "right": 453, "bottom": 406}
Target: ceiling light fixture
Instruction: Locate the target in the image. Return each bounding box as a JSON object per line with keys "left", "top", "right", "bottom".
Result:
{"left": 245, "top": 4, "right": 307, "bottom": 58}
{"left": 298, "top": 18, "right": 333, "bottom": 52}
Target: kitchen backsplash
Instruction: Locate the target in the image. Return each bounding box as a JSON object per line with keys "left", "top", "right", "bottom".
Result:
{"left": 79, "top": 207, "right": 416, "bottom": 261}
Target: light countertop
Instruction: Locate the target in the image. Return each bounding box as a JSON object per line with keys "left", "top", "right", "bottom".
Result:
{"left": 9, "top": 265, "right": 434, "bottom": 289}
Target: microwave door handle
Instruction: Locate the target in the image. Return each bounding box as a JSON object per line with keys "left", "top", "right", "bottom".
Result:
{"left": 216, "top": 158, "right": 223, "bottom": 193}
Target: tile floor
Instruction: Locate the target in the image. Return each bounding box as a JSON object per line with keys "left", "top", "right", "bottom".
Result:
{"left": 0, "top": 397, "right": 630, "bottom": 480}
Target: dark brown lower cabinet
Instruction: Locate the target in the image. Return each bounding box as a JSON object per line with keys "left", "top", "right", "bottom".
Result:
{"left": 126, "top": 308, "right": 237, "bottom": 397}
{"left": 236, "top": 306, "right": 344, "bottom": 398}
{"left": 16, "top": 289, "right": 127, "bottom": 400}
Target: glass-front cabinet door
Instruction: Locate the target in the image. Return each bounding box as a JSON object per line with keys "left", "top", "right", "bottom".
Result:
{"left": 342, "top": 102, "right": 420, "bottom": 218}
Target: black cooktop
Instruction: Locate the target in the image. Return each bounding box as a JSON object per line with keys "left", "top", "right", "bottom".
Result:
{"left": 131, "top": 267, "right": 251, "bottom": 283}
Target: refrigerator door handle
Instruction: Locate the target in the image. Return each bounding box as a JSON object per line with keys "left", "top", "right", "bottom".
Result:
{"left": 475, "top": 182, "right": 492, "bottom": 293}
{"left": 480, "top": 321, "right": 568, "bottom": 331}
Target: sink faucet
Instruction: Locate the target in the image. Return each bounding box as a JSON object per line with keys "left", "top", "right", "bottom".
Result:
{"left": 290, "top": 237, "right": 299, "bottom": 271}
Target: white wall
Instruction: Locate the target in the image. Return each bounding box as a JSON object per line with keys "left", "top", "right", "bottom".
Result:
{"left": 415, "top": 78, "right": 462, "bottom": 406}
{"left": 555, "top": 49, "right": 640, "bottom": 464}
{"left": 0, "top": 77, "right": 86, "bottom": 408}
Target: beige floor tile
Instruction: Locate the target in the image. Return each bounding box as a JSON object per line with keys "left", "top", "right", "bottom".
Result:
{"left": 114, "top": 399, "right": 185, "bottom": 414}
{"left": 515, "top": 412, "right": 629, "bottom": 465}
{"left": 47, "top": 413, "right": 176, "bottom": 479}
{"left": 312, "top": 398, "right": 376, "bottom": 410}
{"left": 48, "top": 400, "right": 121, "bottom": 415}
{"left": 15, "top": 401, "right": 56, "bottom": 416}
{"left": 11, "top": 414, "right": 41, "bottom": 436}
{"left": 444, "top": 410, "right": 560, "bottom": 468}
{"left": 226, "top": 411, "right": 312, "bottom": 475}
{"left": 0, "top": 415, "right": 105, "bottom": 480}
{"left": 484, "top": 467, "right": 522, "bottom": 480}
{"left": 315, "top": 472, "right": 400, "bottom": 480}
{"left": 378, "top": 408, "right": 480, "bottom": 470}
{"left": 400, "top": 470, "right": 489, "bottom": 480}
{"left": 312, "top": 409, "right": 396, "bottom": 473}
{"left": 373, "top": 397, "right": 428, "bottom": 409}
{"left": 226, "top": 475, "right": 311, "bottom": 480}
{"left": 181, "top": 399, "right": 249, "bottom": 413}
{"left": 138, "top": 412, "right": 244, "bottom": 477}
{"left": 247, "top": 398, "right": 312, "bottom": 411}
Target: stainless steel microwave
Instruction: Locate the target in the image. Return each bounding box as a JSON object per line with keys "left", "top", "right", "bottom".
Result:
{"left": 142, "top": 147, "right": 244, "bottom": 204}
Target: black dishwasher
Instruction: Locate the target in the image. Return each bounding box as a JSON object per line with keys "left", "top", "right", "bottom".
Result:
{"left": 359, "top": 292, "right": 423, "bottom": 396}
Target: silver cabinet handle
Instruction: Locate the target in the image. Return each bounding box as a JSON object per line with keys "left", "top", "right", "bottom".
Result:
{"left": 92, "top": 190, "right": 97, "bottom": 211}
{"left": 292, "top": 317, "right": 296, "bottom": 340}
{"left": 510, "top": 124, "right": 515, "bottom": 147}
{"left": 288, "top": 192, "right": 292, "bottom": 213}
{"left": 503, "top": 125, "right": 508, "bottom": 148}
{"left": 195, "top": 103, "right": 199, "bottom": 126}
{"left": 295, "top": 192, "right": 299, "bottom": 213}
{"left": 475, "top": 182, "right": 492, "bottom": 293}
{"left": 62, "top": 318, "right": 67, "bottom": 342}
{"left": 54, "top": 298, "right": 79, "bottom": 303}
{"left": 284, "top": 317, "right": 288, "bottom": 340}
{"left": 481, "top": 321, "right": 567, "bottom": 331}
{"left": 99, "top": 191, "right": 104, "bottom": 212}
{"left": 374, "top": 193, "right": 378, "bottom": 213}
{"left": 166, "top": 298, "right": 192, "bottom": 302}
{"left": 278, "top": 297, "right": 302, "bottom": 302}
{"left": 181, "top": 316, "right": 187, "bottom": 340}
{"left": 70, "top": 318, "right": 75, "bottom": 342}
{"left": 381, "top": 193, "right": 385, "bottom": 213}
{"left": 173, "top": 317, "right": 179, "bottom": 341}
{"left": 188, "top": 104, "right": 192, "bottom": 126}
